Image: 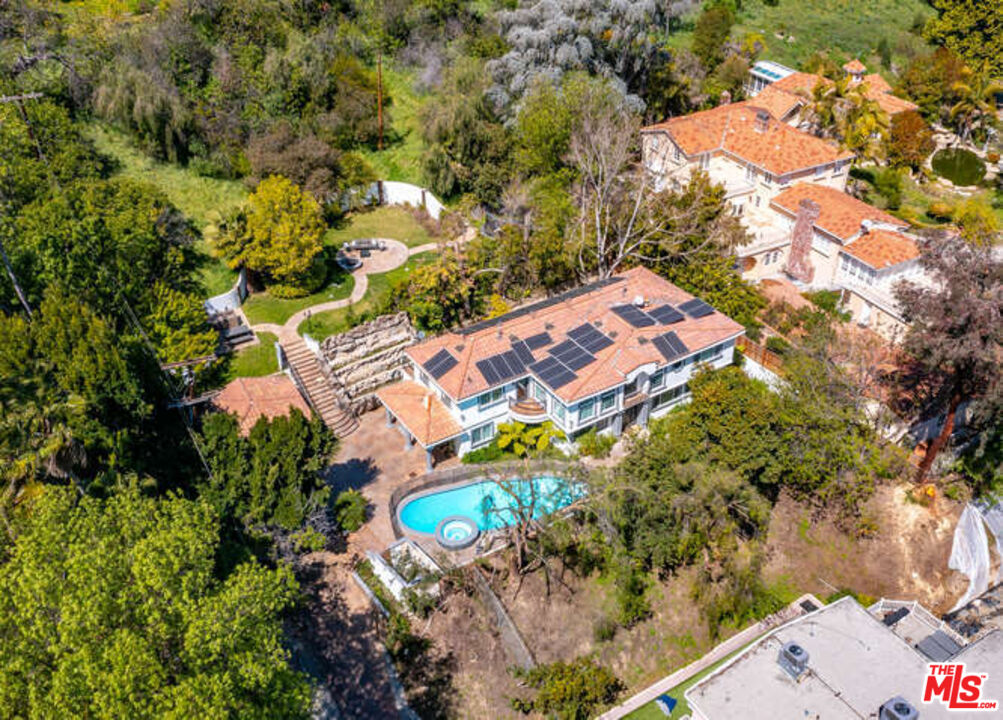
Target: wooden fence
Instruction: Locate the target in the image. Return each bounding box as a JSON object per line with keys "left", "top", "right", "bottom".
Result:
{"left": 736, "top": 336, "right": 785, "bottom": 375}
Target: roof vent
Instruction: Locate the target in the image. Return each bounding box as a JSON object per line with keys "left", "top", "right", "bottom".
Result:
{"left": 880, "top": 697, "right": 919, "bottom": 720}
{"left": 777, "top": 641, "right": 809, "bottom": 679}
{"left": 633, "top": 295, "right": 645, "bottom": 307}
{"left": 861, "top": 218, "right": 874, "bottom": 235}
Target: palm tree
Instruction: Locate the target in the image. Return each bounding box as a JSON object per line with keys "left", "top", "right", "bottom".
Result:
{"left": 496, "top": 420, "right": 564, "bottom": 457}
{"left": 950, "top": 63, "right": 1003, "bottom": 144}
{"left": 800, "top": 76, "right": 889, "bottom": 161}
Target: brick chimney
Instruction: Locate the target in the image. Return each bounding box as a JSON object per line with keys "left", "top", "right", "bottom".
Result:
{"left": 719, "top": 90, "right": 732, "bottom": 106}
{"left": 754, "top": 109, "right": 770, "bottom": 133}
{"left": 783, "top": 198, "right": 820, "bottom": 284}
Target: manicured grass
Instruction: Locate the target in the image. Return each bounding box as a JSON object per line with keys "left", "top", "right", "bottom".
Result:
{"left": 357, "top": 67, "right": 427, "bottom": 186}
{"left": 302, "top": 252, "right": 437, "bottom": 339}
{"left": 223, "top": 332, "right": 278, "bottom": 380}
{"left": 86, "top": 122, "right": 248, "bottom": 295}
{"left": 242, "top": 270, "right": 355, "bottom": 326}
{"left": 326, "top": 206, "right": 436, "bottom": 249}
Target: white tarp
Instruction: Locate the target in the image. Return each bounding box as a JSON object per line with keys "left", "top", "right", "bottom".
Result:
{"left": 948, "top": 504, "right": 992, "bottom": 611}
{"left": 975, "top": 498, "right": 1003, "bottom": 584}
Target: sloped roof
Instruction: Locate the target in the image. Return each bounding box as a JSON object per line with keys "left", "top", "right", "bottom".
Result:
{"left": 771, "top": 184, "right": 906, "bottom": 241}
{"left": 841, "top": 229, "right": 919, "bottom": 269}
{"left": 404, "top": 267, "right": 744, "bottom": 404}
{"left": 751, "top": 85, "right": 804, "bottom": 120}
{"left": 770, "top": 70, "right": 917, "bottom": 115}
{"left": 375, "top": 381, "right": 462, "bottom": 447}
{"left": 215, "top": 374, "right": 312, "bottom": 435}
{"left": 642, "top": 103, "right": 854, "bottom": 175}
{"left": 843, "top": 59, "right": 867, "bottom": 73}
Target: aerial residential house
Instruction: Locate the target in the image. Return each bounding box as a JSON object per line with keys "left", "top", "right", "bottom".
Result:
{"left": 746, "top": 59, "right": 919, "bottom": 125}
{"left": 376, "top": 268, "right": 743, "bottom": 468}
{"left": 640, "top": 102, "right": 855, "bottom": 216}
{"left": 685, "top": 595, "right": 1003, "bottom": 720}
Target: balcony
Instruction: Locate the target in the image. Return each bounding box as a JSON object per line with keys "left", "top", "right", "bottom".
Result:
{"left": 509, "top": 398, "right": 547, "bottom": 424}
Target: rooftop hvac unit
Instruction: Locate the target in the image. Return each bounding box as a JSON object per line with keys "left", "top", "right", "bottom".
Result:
{"left": 880, "top": 697, "right": 919, "bottom": 720}
{"left": 777, "top": 641, "right": 809, "bottom": 679}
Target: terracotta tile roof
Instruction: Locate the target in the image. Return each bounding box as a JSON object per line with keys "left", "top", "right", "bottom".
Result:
{"left": 215, "top": 374, "right": 312, "bottom": 435}
{"left": 771, "top": 184, "right": 906, "bottom": 241}
{"left": 375, "top": 380, "right": 463, "bottom": 447}
{"left": 641, "top": 103, "right": 854, "bottom": 176}
{"left": 750, "top": 85, "right": 804, "bottom": 120}
{"left": 770, "top": 71, "right": 917, "bottom": 115}
{"left": 843, "top": 59, "right": 867, "bottom": 73}
{"left": 841, "top": 229, "right": 919, "bottom": 269}
{"left": 771, "top": 71, "right": 826, "bottom": 97}
{"left": 863, "top": 73, "right": 892, "bottom": 93}
{"left": 404, "top": 267, "right": 744, "bottom": 404}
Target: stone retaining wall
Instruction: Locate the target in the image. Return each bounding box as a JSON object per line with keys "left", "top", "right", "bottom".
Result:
{"left": 319, "top": 312, "right": 418, "bottom": 413}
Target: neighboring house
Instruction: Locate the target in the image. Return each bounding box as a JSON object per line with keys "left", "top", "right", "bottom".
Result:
{"left": 686, "top": 595, "right": 1003, "bottom": 720}
{"left": 215, "top": 374, "right": 312, "bottom": 435}
{"left": 376, "top": 268, "right": 744, "bottom": 468}
{"left": 640, "top": 102, "right": 855, "bottom": 211}
{"left": 747, "top": 59, "right": 919, "bottom": 123}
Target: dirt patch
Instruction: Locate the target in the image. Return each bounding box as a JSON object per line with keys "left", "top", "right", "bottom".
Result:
{"left": 763, "top": 483, "right": 967, "bottom": 614}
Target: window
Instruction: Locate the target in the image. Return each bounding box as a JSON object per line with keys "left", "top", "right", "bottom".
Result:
{"left": 578, "top": 398, "right": 596, "bottom": 422}
{"left": 471, "top": 422, "right": 494, "bottom": 447}
{"left": 755, "top": 195, "right": 761, "bottom": 207}
{"left": 477, "top": 388, "right": 503, "bottom": 409}
{"left": 833, "top": 161, "right": 846, "bottom": 175}
{"left": 440, "top": 391, "right": 452, "bottom": 408}
{"left": 554, "top": 402, "right": 566, "bottom": 423}
{"left": 419, "top": 371, "right": 429, "bottom": 386}
{"left": 745, "top": 164, "right": 756, "bottom": 182}
{"left": 674, "top": 145, "right": 682, "bottom": 162}
{"left": 650, "top": 370, "right": 665, "bottom": 390}
{"left": 762, "top": 173, "right": 773, "bottom": 186}
{"left": 654, "top": 383, "right": 690, "bottom": 409}
{"left": 700, "top": 153, "right": 711, "bottom": 169}
{"left": 533, "top": 381, "right": 548, "bottom": 404}
{"left": 814, "top": 164, "right": 826, "bottom": 177}
{"left": 623, "top": 377, "right": 639, "bottom": 397}
{"left": 600, "top": 391, "right": 616, "bottom": 413}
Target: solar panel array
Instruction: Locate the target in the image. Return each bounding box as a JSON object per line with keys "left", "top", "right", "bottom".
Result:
{"left": 651, "top": 331, "right": 689, "bottom": 362}
{"left": 476, "top": 349, "right": 527, "bottom": 385}
{"left": 423, "top": 349, "right": 458, "bottom": 379}
{"left": 678, "top": 298, "right": 714, "bottom": 318}
{"left": 511, "top": 339, "right": 535, "bottom": 365}
{"left": 647, "top": 304, "right": 685, "bottom": 325}
{"left": 529, "top": 356, "right": 577, "bottom": 391}
{"left": 611, "top": 304, "right": 655, "bottom": 328}
{"left": 568, "top": 323, "right": 615, "bottom": 353}
{"left": 548, "top": 339, "right": 595, "bottom": 371}
{"left": 524, "top": 332, "right": 553, "bottom": 350}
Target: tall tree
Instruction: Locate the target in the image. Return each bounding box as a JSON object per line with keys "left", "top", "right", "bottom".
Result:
{"left": 925, "top": 0, "right": 1003, "bottom": 76}
{"left": 894, "top": 234, "right": 1002, "bottom": 484}
{"left": 948, "top": 63, "right": 1003, "bottom": 143}
{"left": 0, "top": 484, "right": 311, "bottom": 717}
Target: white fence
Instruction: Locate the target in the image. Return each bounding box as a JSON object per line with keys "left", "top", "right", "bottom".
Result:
{"left": 355, "top": 181, "right": 445, "bottom": 220}
{"left": 204, "top": 267, "right": 247, "bottom": 315}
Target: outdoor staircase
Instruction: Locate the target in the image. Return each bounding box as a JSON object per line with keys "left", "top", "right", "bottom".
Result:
{"left": 280, "top": 337, "right": 359, "bottom": 438}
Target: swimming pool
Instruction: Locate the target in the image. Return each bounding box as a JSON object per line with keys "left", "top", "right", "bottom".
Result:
{"left": 398, "top": 475, "right": 583, "bottom": 535}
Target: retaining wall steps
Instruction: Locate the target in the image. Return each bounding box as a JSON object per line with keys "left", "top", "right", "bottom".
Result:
{"left": 282, "top": 337, "right": 359, "bottom": 438}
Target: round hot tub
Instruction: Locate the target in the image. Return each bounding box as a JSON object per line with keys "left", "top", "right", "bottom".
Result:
{"left": 435, "top": 515, "right": 480, "bottom": 550}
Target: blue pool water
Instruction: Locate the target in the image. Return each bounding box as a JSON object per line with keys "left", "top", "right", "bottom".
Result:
{"left": 399, "top": 475, "right": 583, "bottom": 534}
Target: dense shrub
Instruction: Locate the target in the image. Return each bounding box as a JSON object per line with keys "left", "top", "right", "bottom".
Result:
{"left": 512, "top": 656, "right": 623, "bottom": 719}
{"left": 334, "top": 489, "right": 368, "bottom": 533}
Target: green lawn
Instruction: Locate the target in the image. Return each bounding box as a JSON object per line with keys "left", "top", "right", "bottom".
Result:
{"left": 86, "top": 122, "right": 248, "bottom": 295}
{"left": 301, "top": 252, "right": 437, "bottom": 339}
{"left": 666, "top": 0, "right": 934, "bottom": 72}
{"left": 326, "top": 206, "right": 436, "bottom": 249}
{"left": 242, "top": 269, "right": 355, "bottom": 326}
{"left": 357, "top": 67, "right": 427, "bottom": 185}
{"left": 222, "top": 332, "right": 279, "bottom": 380}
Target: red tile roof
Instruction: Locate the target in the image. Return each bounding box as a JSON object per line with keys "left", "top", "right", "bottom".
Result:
{"left": 767, "top": 71, "right": 917, "bottom": 116}
{"left": 215, "top": 375, "right": 312, "bottom": 435}
{"left": 841, "top": 230, "right": 919, "bottom": 269}
{"left": 641, "top": 103, "right": 854, "bottom": 176}
{"left": 375, "top": 381, "right": 462, "bottom": 447}
{"left": 771, "top": 184, "right": 906, "bottom": 241}
{"left": 843, "top": 59, "right": 867, "bottom": 73}
{"left": 750, "top": 85, "right": 803, "bottom": 120}
{"left": 404, "top": 267, "right": 744, "bottom": 403}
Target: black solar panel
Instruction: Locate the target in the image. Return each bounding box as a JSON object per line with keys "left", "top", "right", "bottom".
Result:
{"left": 567, "top": 323, "right": 615, "bottom": 353}
{"left": 525, "top": 332, "right": 553, "bottom": 350}
{"left": 652, "top": 331, "right": 689, "bottom": 362}
{"left": 529, "top": 357, "right": 577, "bottom": 391}
{"left": 647, "top": 304, "right": 685, "bottom": 325}
{"left": 423, "top": 349, "right": 457, "bottom": 379}
{"left": 476, "top": 358, "right": 500, "bottom": 385}
{"left": 611, "top": 304, "right": 655, "bottom": 328}
{"left": 511, "top": 339, "right": 535, "bottom": 365}
{"left": 548, "top": 340, "right": 596, "bottom": 371}
{"left": 679, "top": 298, "right": 714, "bottom": 318}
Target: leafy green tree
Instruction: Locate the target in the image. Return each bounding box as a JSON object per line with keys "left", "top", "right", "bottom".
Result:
{"left": 198, "top": 409, "right": 335, "bottom": 532}
{"left": 692, "top": 5, "right": 735, "bottom": 70}
{"left": 387, "top": 253, "right": 478, "bottom": 331}
{"left": 691, "top": 546, "right": 785, "bottom": 639}
{"left": 887, "top": 110, "right": 936, "bottom": 169}
{"left": 334, "top": 489, "right": 367, "bottom": 532}
{"left": 496, "top": 420, "right": 564, "bottom": 457}
{"left": 0, "top": 484, "right": 311, "bottom": 718}
{"left": 144, "top": 282, "right": 218, "bottom": 365}
{"left": 925, "top": 0, "right": 1003, "bottom": 76}
{"left": 216, "top": 176, "right": 326, "bottom": 295}
{"left": 948, "top": 63, "right": 1003, "bottom": 143}
{"left": 897, "top": 48, "right": 968, "bottom": 122}
{"left": 511, "top": 656, "right": 623, "bottom": 719}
